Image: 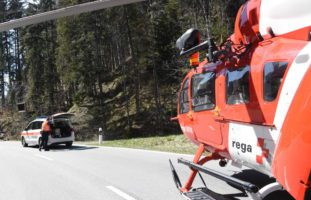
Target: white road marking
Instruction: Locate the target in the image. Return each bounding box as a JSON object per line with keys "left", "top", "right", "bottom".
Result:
{"left": 106, "top": 186, "right": 137, "bottom": 200}
{"left": 35, "top": 154, "right": 53, "bottom": 161}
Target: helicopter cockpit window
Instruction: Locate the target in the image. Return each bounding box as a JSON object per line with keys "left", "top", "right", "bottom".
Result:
{"left": 191, "top": 72, "right": 216, "bottom": 111}
{"left": 264, "top": 62, "right": 288, "bottom": 101}
{"left": 179, "top": 78, "right": 189, "bottom": 114}
{"left": 226, "top": 66, "right": 250, "bottom": 105}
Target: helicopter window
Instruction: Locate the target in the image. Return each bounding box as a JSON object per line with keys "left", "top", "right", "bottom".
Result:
{"left": 226, "top": 66, "right": 250, "bottom": 105}
{"left": 264, "top": 62, "right": 288, "bottom": 101}
{"left": 191, "top": 72, "right": 216, "bottom": 111}
{"left": 179, "top": 78, "right": 189, "bottom": 114}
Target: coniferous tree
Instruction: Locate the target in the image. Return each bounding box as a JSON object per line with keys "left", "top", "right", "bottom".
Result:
{"left": 0, "top": 0, "right": 247, "bottom": 139}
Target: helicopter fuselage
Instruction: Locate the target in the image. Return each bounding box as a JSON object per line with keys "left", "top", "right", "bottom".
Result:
{"left": 177, "top": 37, "right": 311, "bottom": 199}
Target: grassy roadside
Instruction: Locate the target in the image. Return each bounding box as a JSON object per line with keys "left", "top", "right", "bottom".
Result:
{"left": 82, "top": 134, "right": 198, "bottom": 154}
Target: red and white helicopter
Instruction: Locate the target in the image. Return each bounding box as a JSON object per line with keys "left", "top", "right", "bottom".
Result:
{"left": 2, "top": 0, "right": 310, "bottom": 199}
{"left": 170, "top": 0, "right": 311, "bottom": 200}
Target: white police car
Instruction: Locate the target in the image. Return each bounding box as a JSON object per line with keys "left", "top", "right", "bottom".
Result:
{"left": 21, "top": 113, "right": 75, "bottom": 148}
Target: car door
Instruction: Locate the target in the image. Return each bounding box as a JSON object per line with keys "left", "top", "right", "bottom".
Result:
{"left": 23, "top": 123, "right": 33, "bottom": 144}
{"left": 31, "top": 121, "right": 43, "bottom": 144}
{"left": 52, "top": 112, "right": 74, "bottom": 119}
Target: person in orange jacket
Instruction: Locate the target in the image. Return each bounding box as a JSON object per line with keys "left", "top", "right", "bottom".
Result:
{"left": 39, "top": 116, "right": 52, "bottom": 151}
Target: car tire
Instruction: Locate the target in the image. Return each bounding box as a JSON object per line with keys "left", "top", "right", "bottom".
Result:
{"left": 21, "top": 137, "right": 28, "bottom": 147}
{"left": 66, "top": 142, "right": 73, "bottom": 147}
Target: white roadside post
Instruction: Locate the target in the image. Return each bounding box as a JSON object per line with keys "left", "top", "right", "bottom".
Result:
{"left": 98, "top": 127, "right": 103, "bottom": 144}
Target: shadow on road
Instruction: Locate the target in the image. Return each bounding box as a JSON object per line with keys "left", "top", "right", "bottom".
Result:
{"left": 198, "top": 169, "right": 294, "bottom": 200}
{"left": 29, "top": 144, "right": 98, "bottom": 152}
{"left": 224, "top": 169, "right": 294, "bottom": 200}
{"left": 49, "top": 145, "right": 98, "bottom": 151}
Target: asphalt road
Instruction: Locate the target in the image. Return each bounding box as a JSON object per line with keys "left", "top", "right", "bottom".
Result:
{"left": 0, "top": 141, "right": 294, "bottom": 200}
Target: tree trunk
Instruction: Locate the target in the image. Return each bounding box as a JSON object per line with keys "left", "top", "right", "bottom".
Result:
{"left": 124, "top": 7, "right": 140, "bottom": 116}
{"left": 94, "top": 12, "right": 106, "bottom": 132}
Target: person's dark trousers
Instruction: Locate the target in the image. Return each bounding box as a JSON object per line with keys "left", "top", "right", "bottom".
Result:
{"left": 40, "top": 131, "right": 49, "bottom": 151}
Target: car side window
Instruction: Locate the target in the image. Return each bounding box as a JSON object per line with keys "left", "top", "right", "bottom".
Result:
{"left": 179, "top": 78, "right": 189, "bottom": 114}
{"left": 191, "top": 72, "right": 216, "bottom": 111}
{"left": 264, "top": 62, "right": 288, "bottom": 101}
{"left": 26, "top": 123, "right": 33, "bottom": 130}
{"left": 226, "top": 66, "right": 250, "bottom": 105}
{"left": 33, "top": 122, "right": 43, "bottom": 130}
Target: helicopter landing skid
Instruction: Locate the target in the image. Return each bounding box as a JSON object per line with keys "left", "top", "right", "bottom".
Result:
{"left": 182, "top": 187, "right": 230, "bottom": 200}
{"left": 169, "top": 145, "right": 283, "bottom": 200}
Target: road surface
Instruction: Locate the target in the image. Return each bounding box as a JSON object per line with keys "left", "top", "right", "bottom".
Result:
{"left": 0, "top": 141, "right": 293, "bottom": 200}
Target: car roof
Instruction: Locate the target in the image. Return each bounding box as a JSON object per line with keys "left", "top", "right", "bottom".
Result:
{"left": 31, "top": 118, "right": 70, "bottom": 123}
{"left": 32, "top": 118, "right": 46, "bottom": 122}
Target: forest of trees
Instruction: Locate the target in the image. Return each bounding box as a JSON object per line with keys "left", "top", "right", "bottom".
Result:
{"left": 0, "top": 0, "right": 245, "bottom": 140}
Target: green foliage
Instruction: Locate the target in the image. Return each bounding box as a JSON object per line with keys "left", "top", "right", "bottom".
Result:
{"left": 0, "top": 0, "right": 246, "bottom": 139}
{"left": 87, "top": 134, "right": 197, "bottom": 154}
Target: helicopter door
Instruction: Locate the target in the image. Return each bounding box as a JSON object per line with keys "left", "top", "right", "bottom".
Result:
{"left": 178, "top": 77, "right": 198, "bottom": 143}
{"left": 190, "top": 71, "right": 222, "bottom": 145}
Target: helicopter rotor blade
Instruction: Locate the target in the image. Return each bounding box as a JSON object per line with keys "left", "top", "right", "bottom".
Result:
{"left": 0, "top": 0, "right": 145, "bottom": 32}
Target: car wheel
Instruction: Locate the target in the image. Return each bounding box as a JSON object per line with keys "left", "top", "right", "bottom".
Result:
{"left": 66, "top": 142, "right": 73, "bottom": 147}
{"left": 21, "top": 137, "right": 28, "bottom": 147}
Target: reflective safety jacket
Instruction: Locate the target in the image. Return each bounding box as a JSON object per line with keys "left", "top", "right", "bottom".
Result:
{"left": 42, "top": 120, "right": 51, "bottom": 132}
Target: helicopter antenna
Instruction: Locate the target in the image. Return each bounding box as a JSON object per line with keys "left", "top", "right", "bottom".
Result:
{"left": 198, "top": 0, "right": 217, "bottom": 63}
{"left": 196, "top": 0, "right": 210, "bottom": 37}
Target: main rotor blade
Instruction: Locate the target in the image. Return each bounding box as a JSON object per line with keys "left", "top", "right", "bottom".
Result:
{"left": 0, "top": 0, "right": 145, "bottom": 32}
